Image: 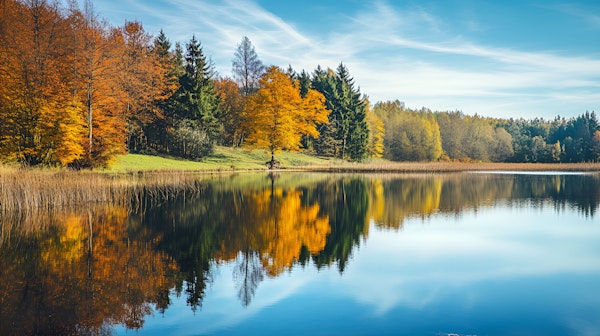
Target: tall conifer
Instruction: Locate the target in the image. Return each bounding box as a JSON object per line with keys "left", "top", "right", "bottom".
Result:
{"left": 168, "top": 35, "right": 221, "bottom": 158}
{"left": 311, "top": 64, "right": 369, "bottom": 160}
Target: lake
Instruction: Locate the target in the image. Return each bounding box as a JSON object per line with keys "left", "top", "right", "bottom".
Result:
{"left": 1, "top": 171, "right": 599, "bottom": 335}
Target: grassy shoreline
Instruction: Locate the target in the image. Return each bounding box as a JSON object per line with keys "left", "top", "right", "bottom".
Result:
{"left": 107, "top": 147, "right": 600, "bottom": 173}
{"left": 1, "top": 151, "right": 599, "bottom": 213}
{"left": 107, "top": 147, "right": 339, "bottom": 172}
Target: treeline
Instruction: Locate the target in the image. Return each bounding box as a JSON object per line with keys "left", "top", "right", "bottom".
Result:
{"left": 372, "top": 100, "right": 600, "bottom": 162}
{"left": 0, "top": 0, "right": 369, "bottom": 167}
{"left": 1, "top": 0, "right": 598, "bottom": 167}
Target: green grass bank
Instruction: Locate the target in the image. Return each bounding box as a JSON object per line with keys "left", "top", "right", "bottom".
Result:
{"left": 107, "top": 146, "right": 339, "bottom": 172}
{"left": 107, "top": 146, "right": 600, "bottom": 173}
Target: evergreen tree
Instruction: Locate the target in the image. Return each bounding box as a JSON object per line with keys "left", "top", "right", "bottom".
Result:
{"left": 310, "top": 66, "right": 336, "bottom": 155}
{"left": 169, "top": 35, "right": 221, "bottom": 158}
{"left": 144, "top": 29, "right": 179, "bottom": 153}
{"left": 338, "top": 64, "right": 369, "bottom": 161}
{"left": 311, "top": 64, "right": 369, "bottom": 161}
{"left": 173, "top": 42, "right": 185, "bottom": 76}
{"left": 563, "top": 111, "right": 599, "bottom": 162}
{"left": 313, "top": 121, "right": 340, "bottom": 156}
{"left": 298, "top": 70, "right": 315, "bottom": 150}
{"left": 154, "top": 29, "right": 171, "bottom": 58}
{"left": 297, "top": 70, "right": 312, "bottom": 98}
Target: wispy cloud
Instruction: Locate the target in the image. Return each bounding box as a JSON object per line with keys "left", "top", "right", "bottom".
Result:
{"left": 94, "top": 0, "right": 600, "bottom": 118}
{"left": 327, "top": 0, "right": 600, "bottom": 116}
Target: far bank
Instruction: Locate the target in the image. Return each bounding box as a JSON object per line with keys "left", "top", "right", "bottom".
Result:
{"left": 105, "top": 147, "right": 600, "bottom": 173}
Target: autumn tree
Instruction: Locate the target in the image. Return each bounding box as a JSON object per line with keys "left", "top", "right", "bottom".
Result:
{"left": 437, "top": 111, "right": 512, "bottom": 162}
{"left": 117, "top": 21, "right": 174, "bottom": 153}
{"left": 215, "top": 77, "right": 246, "bottom": 146}
{"left": 372, "top": 177, "right": 443, "bottom": 229}
{"left": 491, "top": 127, "right": 515, "bottom": 161}
{"left": 142, "top": 29, "right": 181, "bottom": 153}
{"left": 365, "top": 101, "right": 384, "bottom": 158}
{"left": 0, "top": 204, "right": 180, "bottom": 334}
{"left": 0, "top": 1, "right": 173, "bottom": 167}
{"left": 232, "top": 36, "right": 265, "bottom": 96}
{"left": 374, "top": 101, "right": 442, "bottom": 161}
{"left": 255, "top": 188, "right": 330, "bottom": 277}
{"left": 244, "top": 66, "right": 329, "bottom": 163}
{"left": 0, "top": 0, "right": 87, "bottom": 166}
{"left": 70, "top": 0, "right": 132, "bottom": 167}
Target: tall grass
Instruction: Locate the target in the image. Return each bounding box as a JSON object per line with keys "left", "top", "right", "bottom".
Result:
{"left": 0, "top": 166, "right": 213, "bottom": 214}
{"left": 293, "top": 161, "right": 600, "bottom": 173}
{"left": 2, "top": 161, "right": 599, "bottom": 213}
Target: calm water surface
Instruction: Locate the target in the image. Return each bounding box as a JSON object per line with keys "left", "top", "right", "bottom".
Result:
{"left": 1, "top": 172, "right": 599, "bottom": 335}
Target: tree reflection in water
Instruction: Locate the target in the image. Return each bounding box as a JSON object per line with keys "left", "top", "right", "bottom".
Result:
{"left": 234, "top": 250, "right": 264, "bottom": 307}
{"left": 0, "top": 172, "right": 598, "bottom": 334}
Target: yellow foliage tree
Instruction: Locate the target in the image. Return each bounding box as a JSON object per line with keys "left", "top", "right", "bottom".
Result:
{"left": 245, "top": 66, "right": 329, "bottom": 162}
{"left": 252, "top": 188, "right": 330, "bottom": 276}
{"left": 37, "top": 99, "right": 87, "bottom": 165}
{"left": 366, "top": 104, "right": 385, "bottom": 158}
{"left": 0, "top": 0, "right": 84, "bottom": 165}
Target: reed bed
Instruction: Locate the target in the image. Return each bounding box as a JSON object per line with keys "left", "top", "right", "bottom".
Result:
{"left": 292, "top": 161, "right": 600, "bottom": 173}
{"left": 2, "top": 161, "right": 599, "bottom": 213}
{"left": 0, "top": 166, "right": 212, "bottom": 214}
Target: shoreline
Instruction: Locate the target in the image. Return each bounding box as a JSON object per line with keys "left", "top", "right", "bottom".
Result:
{"left": 2, "top": 161, "right": 599, "bottom": 213}
{"left": 286, "top": 162, "right": 600, "bottom": 173}
{"left": 3, "top": 161, "right": 600, "bottom": 174}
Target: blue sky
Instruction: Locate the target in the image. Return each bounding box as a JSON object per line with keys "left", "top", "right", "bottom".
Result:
{"left": 90, "top": 0, "right": 600, "bottom": 119}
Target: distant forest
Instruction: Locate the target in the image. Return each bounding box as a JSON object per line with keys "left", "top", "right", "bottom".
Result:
{"left": 1, "top": 0, "right": 598, "bottom": 167}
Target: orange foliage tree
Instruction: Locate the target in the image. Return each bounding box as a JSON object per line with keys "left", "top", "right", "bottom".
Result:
{"left": 120, "top": 21, "right": 175, "bottom": 153}
{"left": 0, "top": 205, "right": 179, "bottom": 334}
{"left": 74, "top": 2, "right": 130, "bottom": 167}
{"left": 245, "top": 66, "right": 330, "bottom": 161}
{"left": 0, "top": 0, "right": 86, "bottom": 165}
{"left": 215, "top": 77, "right": 247, "bottom": 147}
{"left": 254, "top": 187, "right": 331, "bottom": 276}
{"left": 0, "top": 1, "right": 174, "bottom": 167}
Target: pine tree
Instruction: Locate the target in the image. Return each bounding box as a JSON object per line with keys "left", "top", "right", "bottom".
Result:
{"left": 297, "top": 70, "right": 315, "bottom": 150}
{"left": 336, "top": 64, "right": 369, "bottom": 161}
{"left": 168, "top": 35, "right": 221, "bottom": 158}
{"left": 311, "top": 64, "right": 369, "bottom": 161}
{"left": 144, "top": 29, "right": 180, "bottom": 153}
{"left": 311, "top": 66, "right": 341, "bottom": 156}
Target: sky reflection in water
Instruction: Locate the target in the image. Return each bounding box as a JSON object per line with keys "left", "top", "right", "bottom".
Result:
{"left": 134, "top": 177, "right": 600, "bottom": 336}
{"left": 1, "top": 172, "right": 599, "bottom": 335}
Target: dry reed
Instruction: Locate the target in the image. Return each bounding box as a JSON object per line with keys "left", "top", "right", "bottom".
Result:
{"left": 291, "top": 161, "right": 600, "bottom": 173}
{"left": 0, "top": 166, "right": 212, "bottom": 214}
{"left": 2, "top": 162, "right": 599, "bottom": 213}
